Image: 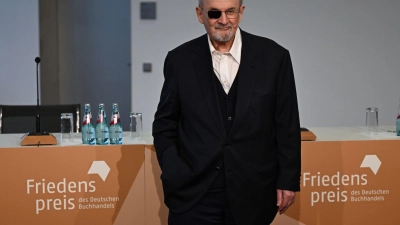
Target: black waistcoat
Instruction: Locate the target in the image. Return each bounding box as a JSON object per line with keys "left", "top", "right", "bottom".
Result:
{"left": 211, "top": 72, "right": 239, "bottom": 188}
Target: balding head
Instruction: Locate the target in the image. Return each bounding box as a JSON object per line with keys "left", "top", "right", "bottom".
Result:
{"left": 198, "top": 0, "right": 243, "bottom": 8}
{"left": 196, "top": 0, "right": 245, "bottom": 48}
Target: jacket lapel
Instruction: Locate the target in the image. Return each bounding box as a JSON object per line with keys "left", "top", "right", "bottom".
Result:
{"left": 229, "top": 30, "right": 258, "bottom": 135}
{"left": 193, "top": 35, "right": 226, "bottom": 138}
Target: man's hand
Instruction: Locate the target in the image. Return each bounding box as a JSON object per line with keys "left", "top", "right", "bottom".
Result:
{"left": 276, "top": 189, "right": 296, "bottom": 214}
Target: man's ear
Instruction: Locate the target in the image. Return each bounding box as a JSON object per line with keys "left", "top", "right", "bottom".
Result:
{"left": 237, "top": 5, "right": 245, "bottom": 23}
{"left": 196, "top": 6, "right": 205, "bottom": 24}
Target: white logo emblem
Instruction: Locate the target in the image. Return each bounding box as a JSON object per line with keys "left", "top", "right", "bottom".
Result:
{"left": 360, "top": 155, "right": 381, "bottom": 175}
{"left": 88, "top": 161, "right": 110, "bottom": 181}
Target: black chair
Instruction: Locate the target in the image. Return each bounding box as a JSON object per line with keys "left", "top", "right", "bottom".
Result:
{"left": 0, "top": 104, "right": 80, "bottom": 134}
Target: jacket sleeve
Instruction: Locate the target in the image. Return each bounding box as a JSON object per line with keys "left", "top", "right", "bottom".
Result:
{"left": 274, "top": 50, "right": 301, "bottom": 192}
{"left": 152, "top": 52, "right": 181, "bottom": 168}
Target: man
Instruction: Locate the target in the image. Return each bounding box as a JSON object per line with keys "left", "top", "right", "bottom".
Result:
{"left": 152, "top": 0, "right": 301, "bottom": 224}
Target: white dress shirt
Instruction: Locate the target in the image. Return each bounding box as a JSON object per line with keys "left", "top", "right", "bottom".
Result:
{"left": 208, "top": 28, "right": 242, "bottom": 94}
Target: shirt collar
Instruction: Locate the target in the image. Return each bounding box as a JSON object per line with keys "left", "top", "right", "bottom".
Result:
{"left": 208, "top": 28, "right": 242, "bottom": 64}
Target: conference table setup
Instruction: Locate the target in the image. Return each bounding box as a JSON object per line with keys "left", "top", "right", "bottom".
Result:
{"left": 3, "top": 1, "right": 400, "bottom": 225}
{"left": 1, "top": 127, "right": 399, "bottom": 225}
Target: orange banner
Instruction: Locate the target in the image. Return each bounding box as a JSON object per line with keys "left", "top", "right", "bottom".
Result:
{"left": 145, "top": 141, "right": 400, "bottom": 225}
{"left": 0, "top": 145, "right": 145, "bottom": 225}
{"left": 1, "top": 140, "right": 399, "bottom": 225}
{"left": 275, "top": 140, "right": 400, "bottom": 225}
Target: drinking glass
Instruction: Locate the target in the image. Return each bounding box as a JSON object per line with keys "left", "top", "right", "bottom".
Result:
{"left": 130, "top": 112, "right": 143, "bottom": 141}
{"left": 61, "top": 113, "right": 74, "bottom": 142}
{"left": 366, "top": 107, "right": 378, "bottom": 135}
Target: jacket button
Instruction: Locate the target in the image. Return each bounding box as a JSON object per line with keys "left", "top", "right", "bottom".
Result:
{"left": 227, "top": 116, "right": 233, "bottom": 121}
{"left": 216, "top": 166, "right": 220, "bottom": 170}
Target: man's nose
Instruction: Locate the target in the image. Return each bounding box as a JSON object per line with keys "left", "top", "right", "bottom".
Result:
{"left": 217, "top": 12, "right": 229, "bottom": 24}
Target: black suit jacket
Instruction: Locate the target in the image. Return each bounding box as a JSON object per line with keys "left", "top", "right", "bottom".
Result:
{"left": 153, "top": 29, "right": 301, "bottom": 225}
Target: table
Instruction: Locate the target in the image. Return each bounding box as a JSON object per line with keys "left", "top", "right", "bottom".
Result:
{"left": 1, "top": 128, "right": 399, "bottom": 225}
{"left": 0, "top": 133, "right": 148, "bottom": 225}
{"left": 144, "top": 127, "right": 400, "bottom": 225}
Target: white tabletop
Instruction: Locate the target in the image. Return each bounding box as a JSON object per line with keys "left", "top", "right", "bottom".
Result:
{"left": 0, "top": 127, "right": 399, "bottom": 148}
{"left": 0, "top": 131, "right": 154, "bottom": 148}
{"left": 307, "top": 126, "right": 399, "bottom": 141}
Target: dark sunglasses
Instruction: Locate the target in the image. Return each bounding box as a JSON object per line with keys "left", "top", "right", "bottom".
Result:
{"left": 205, "top": 9, "right": 238, "bottom": 19}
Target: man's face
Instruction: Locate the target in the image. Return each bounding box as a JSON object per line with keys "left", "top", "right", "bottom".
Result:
{"left": 196, "top": 0, "right": 245, "bottom": 43}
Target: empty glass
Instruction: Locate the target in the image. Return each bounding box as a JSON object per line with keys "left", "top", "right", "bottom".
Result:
{"left": 61, "top": 113, "right": 74, "bottom": 142}
{"left": 366, "top": 107, "right": 378, "bottom": 135}
{"left": 130, "top": 112, "right": 143, "bottom": 141}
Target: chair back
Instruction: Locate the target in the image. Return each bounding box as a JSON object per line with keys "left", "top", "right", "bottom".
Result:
{"left": 0, "top": 104, "right": 80, "bottom": 134}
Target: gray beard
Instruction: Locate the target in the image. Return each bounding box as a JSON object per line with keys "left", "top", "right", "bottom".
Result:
{"left": 211, "top": 29, "right": 234, "bottom": 42}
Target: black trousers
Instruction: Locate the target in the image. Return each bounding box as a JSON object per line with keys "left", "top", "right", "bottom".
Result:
{"left": 168, "top": 186, "right": 235, "bottom": 225}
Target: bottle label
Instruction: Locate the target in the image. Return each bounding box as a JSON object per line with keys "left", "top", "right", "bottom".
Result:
{"left": 82, "top": 126, "right": 95, "bottom": 137}
{"left": 397, "top": 102, "right": 400, "bottom": 118}
{"left": 85, "top": 127, "right": 95, "bottom": 135}
{"left": 82, "top": 114, "right": 92, "bottom": 126}
{"left": 97, "top": 114, "right": 103, "bottom": 124}
{"left": 96, "top": 123, "right": 109, "bottom": 137}
{"left": 110, "top": 114, "right": 120, "bottom": 126}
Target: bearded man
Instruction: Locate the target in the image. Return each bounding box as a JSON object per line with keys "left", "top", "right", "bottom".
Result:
{"left": 153, "top": 0, "right": 301, "bottom": 224}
